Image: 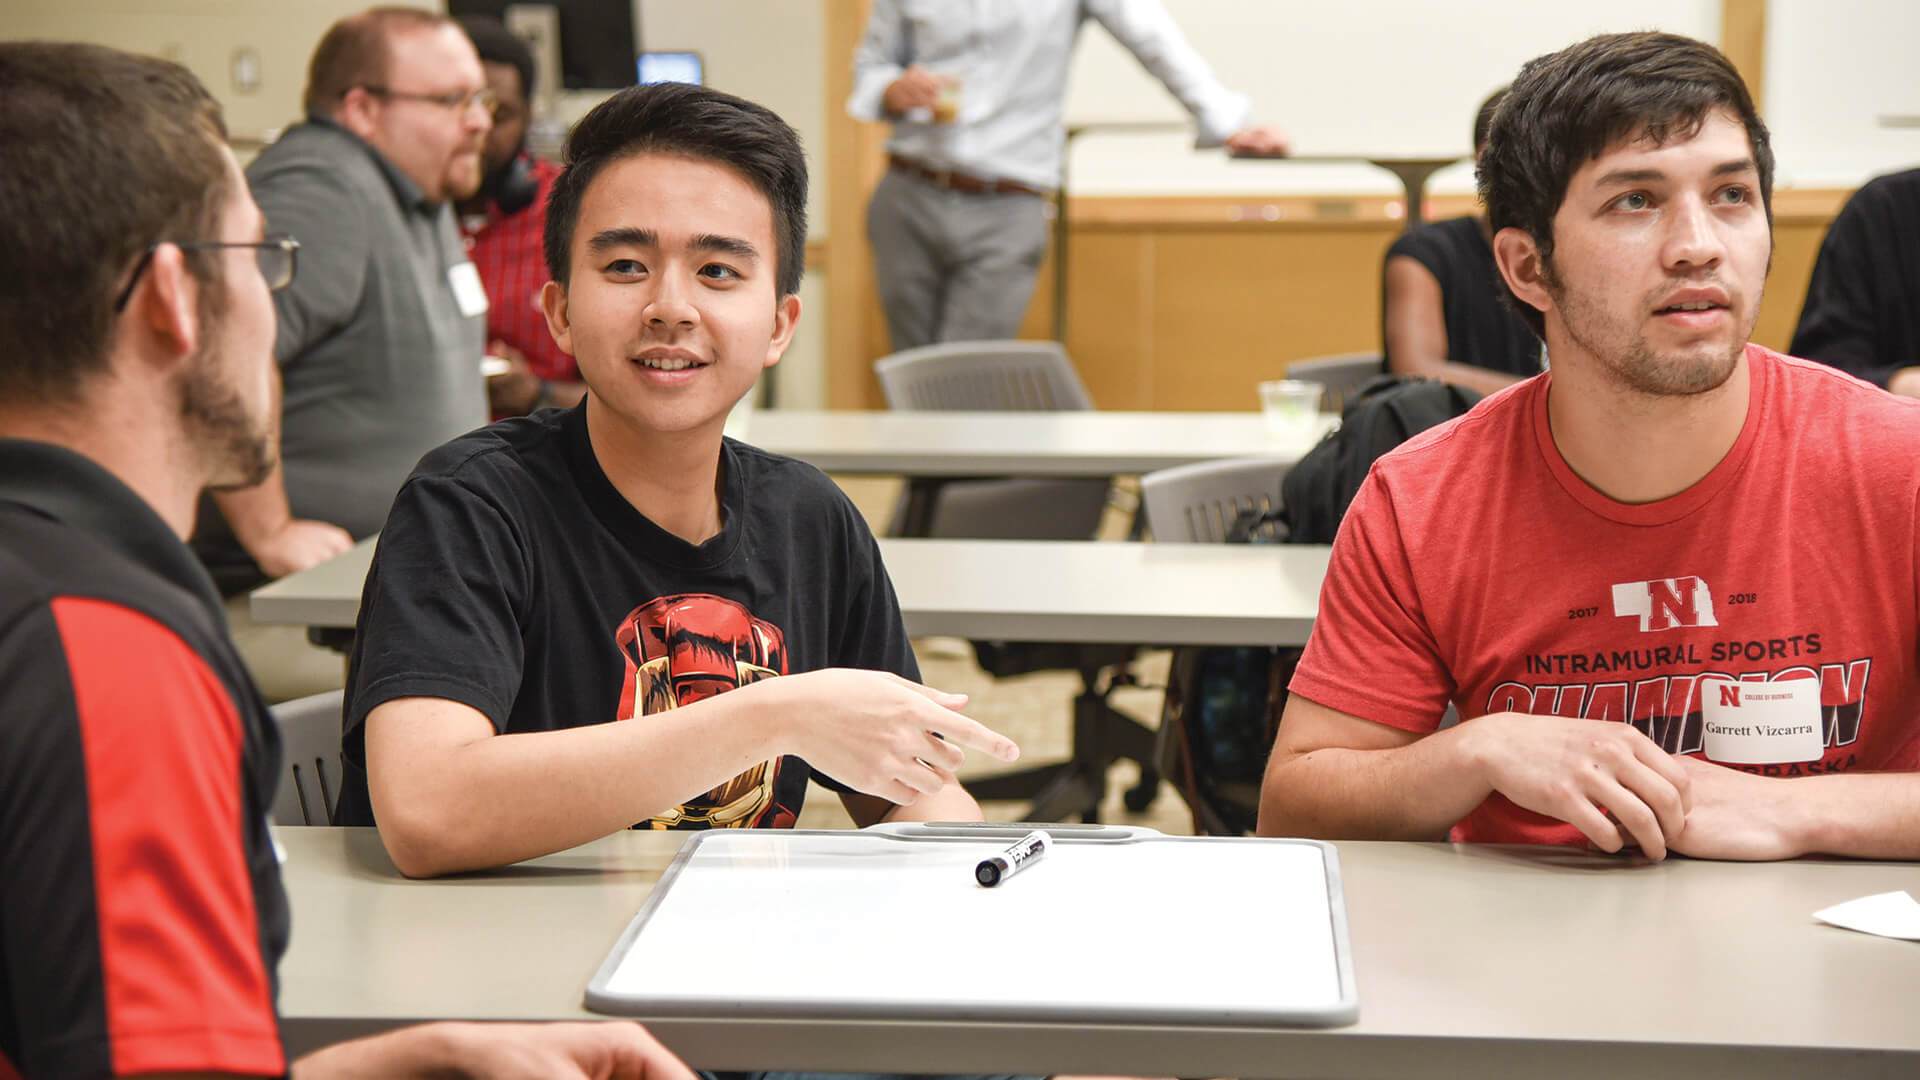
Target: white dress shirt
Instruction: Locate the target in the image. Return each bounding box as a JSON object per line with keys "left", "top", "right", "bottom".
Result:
{"left": 847, "top": 0, "right": 1253, "bottom": 191}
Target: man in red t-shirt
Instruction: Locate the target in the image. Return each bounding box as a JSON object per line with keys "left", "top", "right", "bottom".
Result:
{"left": 456, "top": 15, "right": 585, "bottom": 417}
{"left": 1259, "top": 31, "right": 1920, "bottom": 862}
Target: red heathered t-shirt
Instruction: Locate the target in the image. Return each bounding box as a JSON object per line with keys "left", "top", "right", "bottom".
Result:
{"left": 1290, "top": 345, "right": 1920, "bottom": 845}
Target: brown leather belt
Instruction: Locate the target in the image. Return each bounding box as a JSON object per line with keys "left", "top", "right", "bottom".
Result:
{"left": 888, "top": 154, "right": 1051, "bottom": 198}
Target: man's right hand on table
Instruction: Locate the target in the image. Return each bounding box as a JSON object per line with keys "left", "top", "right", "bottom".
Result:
{"left": 1463, "top": 711, "right": 1692, "bottom": 860}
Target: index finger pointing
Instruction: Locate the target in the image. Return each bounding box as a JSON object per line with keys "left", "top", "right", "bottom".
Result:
{"left": 930, "top": 712, "right": 1019, "bottom": 762}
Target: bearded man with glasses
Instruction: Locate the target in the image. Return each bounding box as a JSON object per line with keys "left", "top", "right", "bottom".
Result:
{"left": 191, "top": 6, "right": 497, "bottom": 700}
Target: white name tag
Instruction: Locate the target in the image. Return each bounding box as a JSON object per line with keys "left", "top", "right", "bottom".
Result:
{"left": 447, "top": 261, "right": 490, "bottom": 318}
{"left": 1701, "top": 678, "right": 1823, "bottom": 764}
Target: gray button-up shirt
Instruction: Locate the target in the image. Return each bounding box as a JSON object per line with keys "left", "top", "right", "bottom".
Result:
{"left": 245, "top": 118, "right": 488, "bottom": 539}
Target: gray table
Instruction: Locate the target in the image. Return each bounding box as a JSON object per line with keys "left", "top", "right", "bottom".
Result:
{"left": 736, "top": 409, "right": 1334, "bottom": 477}
{"left": 275, "top": 827, "right": 1920, "bottom": 1077}
{"left": 251, "top": 536, "right": 1327, "bottom": 822}
{"left": 251, "top": 536, "right": 1329, "bottom": 645}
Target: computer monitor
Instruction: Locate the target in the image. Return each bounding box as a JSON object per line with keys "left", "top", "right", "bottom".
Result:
{"left": 448, "top": 0, "right": 637, "bottom": 89}
{"left": 637, "top": 51, "right": 703, "bottom": 86}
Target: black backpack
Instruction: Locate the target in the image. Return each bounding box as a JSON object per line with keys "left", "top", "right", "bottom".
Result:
{"left": 1156, "top": 374, "right": 1481, "bottom": 835}
{"left": 1282, "top": 375, "right": 1483, "bottom": 543}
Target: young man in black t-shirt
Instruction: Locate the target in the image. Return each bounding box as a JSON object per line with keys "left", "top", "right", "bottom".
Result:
{"left": 0, "top": 40, "right": 687, "bottom": 1079}
{"left": 340, "top": 82, "right": 1021, "bottom": 877}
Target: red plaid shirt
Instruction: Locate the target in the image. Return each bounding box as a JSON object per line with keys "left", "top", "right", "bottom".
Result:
{"left": 461, "top": 156, "right": 576, "bottom": 383}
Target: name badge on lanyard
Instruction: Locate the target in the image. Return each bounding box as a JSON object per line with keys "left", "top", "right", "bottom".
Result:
{"left": 1701, "top": 677, "right": 1824, "bottom": 764}
{"left": 447, "top": 261, "right": 489, "bottom": 318}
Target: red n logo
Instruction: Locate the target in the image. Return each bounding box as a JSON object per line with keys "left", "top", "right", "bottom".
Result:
{"left": 1719, "top": 685, "right": 1740, "bottom": 707}
{"left": 1647, "top": 577, "right": 1702, "bottom": 631}
{"left": 1611, "top": 576, "right": 1719, "bottom": 632}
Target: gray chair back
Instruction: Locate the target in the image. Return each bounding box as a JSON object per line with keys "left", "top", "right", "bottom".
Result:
{"left": 1287, "top": 351, "right": 1384, "bottom": 413}
{"left": 269, "top": 689, "right": 345, "bottom": 826}
{"left": 1140, "top": 457, "right": 1289, "bottom": 543}
{"left": 875, "top": 340, "right": 1092, "bottom": 411}
{"left": 873, "top": 340, "right": 1108, "bottom": 540}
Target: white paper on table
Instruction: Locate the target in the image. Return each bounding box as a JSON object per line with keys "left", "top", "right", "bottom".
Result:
{"left": 1812, "top": 891, "right": 1920, "bottom": 940}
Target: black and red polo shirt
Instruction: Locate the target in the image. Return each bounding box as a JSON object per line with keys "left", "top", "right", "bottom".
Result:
{"left": 0, "top": 439, "right": 288, "bottom": 1078}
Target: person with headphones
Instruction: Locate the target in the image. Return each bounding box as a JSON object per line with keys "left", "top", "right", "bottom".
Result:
{"left": 456, "top": 15, "right": 585, "bottom": 418}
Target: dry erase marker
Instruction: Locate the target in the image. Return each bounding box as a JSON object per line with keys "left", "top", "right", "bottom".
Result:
{"left": 975, "top": 830, "right": 1050, "bottom": 887}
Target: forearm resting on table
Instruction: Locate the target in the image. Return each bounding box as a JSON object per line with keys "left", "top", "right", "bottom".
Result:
{"left": 291, "top": 1019, "right": 695, "bottom": 1080}
{"left": 291, "top": 1022, "right": 470, "bottom": 1078}
{"left": 1771, "top": 770, "right": 1920, "bottom": 859}
{"left": 210, "top": 465, "right": 295, "bottom": 548}
{"left": 1257, "top": 695, "right": 1485, "bottom": 841}
{"left": 367, "top": 688, "right": 794, "bottom": 877}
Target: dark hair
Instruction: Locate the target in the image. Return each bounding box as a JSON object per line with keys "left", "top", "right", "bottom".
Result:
{"left": 1476, "top": 32, "right": 1774, "bottom": 338}
{"left": 544, "top": 81, "right": 809, "bottom": 297}
{"left": 1472, "top": 88, "right": 1506, "bottom": 153}
{"left": 304, "top": 6, "right": 453, "bottom": 115}
{"left": 0, "top": 42, "right": 231, "bottom": 405}
{"left": 457, "top": 14, "right": 535, "bottom": 101}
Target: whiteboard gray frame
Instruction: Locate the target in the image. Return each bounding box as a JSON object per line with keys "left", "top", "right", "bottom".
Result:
{"left": 583, "top": 823, "right": 1357, "bottom": 1028}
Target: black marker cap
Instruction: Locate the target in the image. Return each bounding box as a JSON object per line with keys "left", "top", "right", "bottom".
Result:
{"left": 975, "top": 857, "right": 1007, "bottom": 886}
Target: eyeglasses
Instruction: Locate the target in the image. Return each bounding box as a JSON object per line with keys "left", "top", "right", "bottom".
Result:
{"left": 362, "top": 85, "right": 498, "bottom": 116}
{"left": 112, "top": 235, "right": 300, "bottom": 314}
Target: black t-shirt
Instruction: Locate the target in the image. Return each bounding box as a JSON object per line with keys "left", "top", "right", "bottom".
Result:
{"left": 336, "top": 403, "right": 919, "bottom": 829}
{"left": 1383, "top": 215, "right": 1542, "bottom": 379}
{"left": 0, "top": 440, "right": 288, "bottom": 1078}
{"left": 1790, "top": 167, "right": 1920, "bottom": 388}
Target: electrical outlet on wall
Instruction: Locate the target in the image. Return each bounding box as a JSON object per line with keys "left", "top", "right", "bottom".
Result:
{"left": 230, "top": 46, "right": 261, "bottom": 94}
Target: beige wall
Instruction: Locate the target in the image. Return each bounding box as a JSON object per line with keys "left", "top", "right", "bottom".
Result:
{"left": 632, "top": 0, "right": 829, "bottom": 406}
{"left": 1, "top": 0, "right": 423, "bottom": 148}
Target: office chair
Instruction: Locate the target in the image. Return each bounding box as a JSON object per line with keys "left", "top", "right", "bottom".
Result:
{"left": 873, "top": 340, "right": 1111, "bottom": 538}
{"left": 270, "top": 688, "right": 345, "bottom": 826}
{"left": 1288, "top": 351, "right": 1386, "bottom": 413}
{"left": 1139, "top": 456, "right": 1290, "bottom": 544}
{"left": 872, "top": 340, "right": 1152, "bottom": 821}
{"left": 1138, "top": 457, "right": 1293, "bottom": 833}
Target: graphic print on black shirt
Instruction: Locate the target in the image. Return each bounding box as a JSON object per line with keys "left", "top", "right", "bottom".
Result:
{"left": 616, "top": 594, "right": 799, "bottom": 829}
{"left": 336, "top": 403, "right": 923, "bottom": 830}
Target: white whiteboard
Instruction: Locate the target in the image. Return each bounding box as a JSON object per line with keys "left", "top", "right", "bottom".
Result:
{"left": 1764, "top": 0, "right": 1920, "bottom": 188}
{"left": 586, "top": 824, "right": 1356, "bottom": 1027}
{"left": 1061, "top": 0, "right": 1719, "bottom": 195}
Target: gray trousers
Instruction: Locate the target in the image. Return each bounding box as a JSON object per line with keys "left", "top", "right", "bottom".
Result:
{"left": 866, "top": 168, "right": 1050, "bottom": 351}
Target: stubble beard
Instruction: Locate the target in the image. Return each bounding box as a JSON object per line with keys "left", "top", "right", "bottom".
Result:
{"left": 1545, "top": 262, "right": 1747, "bottom": 399}
{"left": 447, "top": 147, "right": 486, "bottom": 202}
{"left": 182, "top": 286, "right": 277, "bottom": 492}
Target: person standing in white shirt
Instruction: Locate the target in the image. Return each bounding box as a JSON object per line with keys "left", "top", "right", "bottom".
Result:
{"left": 848, "top": 0, "right": 1290, "bottom": 350}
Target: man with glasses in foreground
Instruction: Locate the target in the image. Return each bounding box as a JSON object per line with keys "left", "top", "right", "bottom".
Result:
{"left": 0, "top": 40, "right": 691, "bottom": 1078}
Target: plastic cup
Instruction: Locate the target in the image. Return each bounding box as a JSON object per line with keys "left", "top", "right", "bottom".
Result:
{"left": 1259, "top": 379, "right": 1323, "bottom": 441}
{"left": 931, "top": 78, "right": 962, "bottom": 124}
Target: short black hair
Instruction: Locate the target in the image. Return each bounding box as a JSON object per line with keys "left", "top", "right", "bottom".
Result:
{"left": 0, "top": 42, "right": 231, "bottom": 405}
{"left": 1472, "top": 88, "right": 1506, "bottom": 154}
{"left": 1476, "top": 32, "right": 1774, "bottom": 338}
{"left": 544, "top": 81, "right": 808, "bottom": 297}
{"left": 457, "top": 13, "right": 535, "bottom": 101}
